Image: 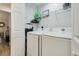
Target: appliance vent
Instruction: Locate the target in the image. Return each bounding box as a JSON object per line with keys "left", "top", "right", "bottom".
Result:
{"left": 63, "top": 3, "right": 71, "bottom": 10}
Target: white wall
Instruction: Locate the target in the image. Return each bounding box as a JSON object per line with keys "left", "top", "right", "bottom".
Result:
{"left": 11, "top": 3, "right": 25, "bottom": 56}
{"left": 25, "top": 3, "right": 71, "bottom": 29}
{"left": 38, "top": 3, "right": 63, "bottom": 12}
{"left": 25, "top": 4, "right": 36, "bottom": 28}
{"left": 38, "top": 3, "right": 71, "bottom": 28}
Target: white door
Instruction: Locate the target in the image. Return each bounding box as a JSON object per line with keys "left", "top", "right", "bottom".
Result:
{"left": 42, "top": 35, "right": 71, "bottom": 56}
{"left": 11, "top": 3, "right": 25, "bottom": 56}
{"left": 27, "top": 33, "right": 38, "bottom": 56}
{"left": 71, "top": 3, "right": 79, "bottom": 56}
{"left": 72, "top": 3, "right": 79, "bottom": 36}
{"left": 71, "top": 37, "right": 79, "bottom": 56}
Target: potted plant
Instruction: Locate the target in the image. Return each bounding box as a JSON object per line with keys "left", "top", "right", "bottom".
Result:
{"left": 31, "top": 10, "right": 42, "bottom": 31}
{"left": 31, "top": 10, "right": 42, "bottom": 23}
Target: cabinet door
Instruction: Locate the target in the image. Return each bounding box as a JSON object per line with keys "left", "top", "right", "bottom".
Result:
{"left": 42, "top": 35, "right": 71, "bottom": 56}
{"left": 27, "top": 33, "right": 38, "bottom": 56}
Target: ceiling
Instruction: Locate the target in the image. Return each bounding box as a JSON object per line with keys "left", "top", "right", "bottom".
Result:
{"left": 32, "top": 3, "right": 47, "bottom": 7}
{"left": 26, "top": 3, "right": 47, "bottom": 7}
{"left": 0, "top": 3, "right": 11, "bottom": 13}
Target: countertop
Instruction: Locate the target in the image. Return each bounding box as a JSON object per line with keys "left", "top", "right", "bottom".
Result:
{"left": 28, "top": 27, "right": 72, "bottom": 39}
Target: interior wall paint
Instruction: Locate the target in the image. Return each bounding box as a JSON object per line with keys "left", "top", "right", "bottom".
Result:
{"left": 25, "top": 4, "right": 36, "bottom": 28}
{"left": 38, "top": 3, "right": 71, "bottom": 28}
{"left": 38, "top": 3, "right": 63, "bottom": 13}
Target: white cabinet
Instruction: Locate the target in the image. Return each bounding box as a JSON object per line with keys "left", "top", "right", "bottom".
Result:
{"left": 42, "top": 35, "right": 71, "bottom": 56}
{"left": 27, "top": 32, "right": 71, "bottom": 56}
{"left": 27, "top": 33, "right": 39, "bottom": 56}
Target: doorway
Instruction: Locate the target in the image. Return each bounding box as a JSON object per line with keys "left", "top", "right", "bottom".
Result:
{"left": 0, "top": 3, "right": 11, "bottom": 56}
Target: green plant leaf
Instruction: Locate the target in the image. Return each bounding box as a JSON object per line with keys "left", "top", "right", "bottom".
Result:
{"left": 34, "top": 10, "right": 42, "bottom": 19}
